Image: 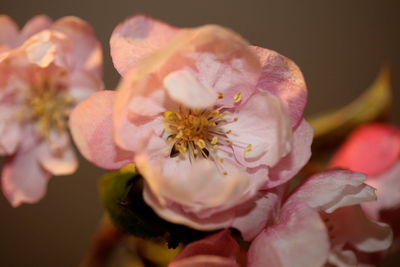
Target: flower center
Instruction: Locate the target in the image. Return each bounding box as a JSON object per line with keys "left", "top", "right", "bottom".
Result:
{"left": 17, "top": 80, "right": 74, "bottom": 137}
{"left": 163, "top": 106, "right": 241, "bottom": 163}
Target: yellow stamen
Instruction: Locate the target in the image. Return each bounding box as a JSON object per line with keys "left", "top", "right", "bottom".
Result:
{"left": 218, "top": 92, "right": 224, "bottom": 99}
{"left": 234, "top": 92, "right": 242, "bottom": 103}
{"left": 245, "top": 144, "right": 252, "bottom": 153}
{"left": 211, "top": 136, "right": 218, "bottom": 145}
{"left": 226, "top": 129, "right": 232, "bottom": 134}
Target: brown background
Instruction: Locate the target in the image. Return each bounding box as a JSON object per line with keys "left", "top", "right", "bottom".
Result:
{"left": 0, "top": 0, "right": 399, "bottom": 266}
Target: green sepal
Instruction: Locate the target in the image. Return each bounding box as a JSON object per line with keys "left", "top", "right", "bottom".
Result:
{"left": 99, "top": 164, "right": 215, "bottom": 248}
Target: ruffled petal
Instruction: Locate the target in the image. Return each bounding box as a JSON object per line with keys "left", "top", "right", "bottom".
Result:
{"left": 287, "top": 169, "right": 376, "bottom": 213}
{"left": 137, "top": 149, "right": 250, "bottom": 209}
{"left": 110, "top": 15, "right": 179, "bottom": 76}
{"left": 53, "top": 16, "right": 103, "bottom": 77}
{"left": 252, "top": 46, "right": 307, "bottom": 128}
{"left": 113, "top": 69, "right": 165, "bottom": 152}
{"left": 69, "top": 90, "right": 134, "bottom": 170}
{"left": 171, "top": 230, "right": 240, "bottom": 267}
{"left": 0, "top": 15, "right": 19, "bottom": 50}
{"left": 20, "top": 15, "right": 52, "bottom": 43}
{"left": 247, "top": 202, "right": 329, "bottom": 267}
{"left": 222, "top": 91, "right": 292, "bottom": 168}
{"left": 231, "top": 185, "right": 285, "bottom": 241}
{"left": 1, "top": 136, "right": 50, "bottom": 207}
{"left": 326, "top": 205, "right": 393, "bottom": 252}
{"left": 362, "top": 160, "right": 400, "bottom": 220}
{"left": 330, "top": 123, "right": 400, "bottom": 176}
{"left": 265, "top": 119, "right": 313, "bottom": 189}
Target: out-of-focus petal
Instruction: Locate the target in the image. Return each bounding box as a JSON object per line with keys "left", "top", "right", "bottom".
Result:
{"left": 0, "top": 15, "right": 18, "bottom": 50}
{"left": 69, "top": 90, "right": 134, "bottom": 170}
{"left": 53, "top": 16, "right": 103, "bottom": 77}
{"left": 37, "top": 139, "right": 78, "bottom": 176}
{"left": 223, "top": 91, "right": 292, "bottom": 168}
{"left": 265, "top": 119, "right": 313, "bottom": 189}
{"left": 362, "top": 160, "right": 400, "bottom": 220}
{"left": 252, "top": 46, "right": 307, "bottom": 128}
{"left": 110, "top": 15, "right": 179, "bottom": 76}
{"left": 20, "top": 15, "right": 52, "bottom": 42}
{"left": 164, "top": 69, "right": 217, "bottom": 109}
{"left": 330, "top": 123, "right": 400, "bottom": 176}
{"left": 326, "top": 205, "right": 393, "bottom": 253}
{"left": 171, "top": 230, "right": 240, "bottom": 267}
{"left": 247, "top": 202, "right": 329, "bottom": 267}
{"left": 286, "top": 169, "right": 376, "bottom": 213}
{"left": 1, "top": 136, "right": 50, "bottom": 207}
{"left": 0, "top": 120, "right": 21, "bottom": 155}
{"left": 68, "top": 70, "right": 104, "bottom": 102}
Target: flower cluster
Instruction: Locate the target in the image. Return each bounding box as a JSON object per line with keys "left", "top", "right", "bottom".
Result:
{"left": 0, "top": 15, "right": 103, "bottom": 206}
{"left": 1, "top": 14, "right": 398, "bottom": 267}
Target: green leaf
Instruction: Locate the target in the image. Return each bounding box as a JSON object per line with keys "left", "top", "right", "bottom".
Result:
{"left": 98, "top": 164, "right": 214, "bottom": 249}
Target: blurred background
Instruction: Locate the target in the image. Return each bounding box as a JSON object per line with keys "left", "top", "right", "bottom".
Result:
{"left": 0, "top": 0, "right": 399, "bottom": 266}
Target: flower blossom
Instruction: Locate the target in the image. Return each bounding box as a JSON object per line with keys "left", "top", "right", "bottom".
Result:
{"left": 70, "top": 15, "right": 311, "bottom": 239}
{"left": 330, "top": 123, "right": 400, "bottom": 251}
{"left": 0, "top": 15, "right": 103, "bottom": 206}
{"left": 248, "top": 169, "right": 393, "bottom": 267}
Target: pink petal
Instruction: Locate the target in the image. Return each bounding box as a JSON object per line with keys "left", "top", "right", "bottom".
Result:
{"left": 327, "top": 248, "right": 357, "bottom": 267}
{"left": 0, "top": 15, "right": 18, "bottom": 50}
{"left": 68, "top": 70, "right": 104, "bottom": 102}
{"left": 326, "top": 205, "right": 392, "bottom": 252}
{"left": 110, "top": 15, "right": 179, "bottom": 76}
{"left": 223, "top": 91, "right": 292, "bottom": 168}
{"left": 137, "top": 151, "right": 251, "bottom": 209}
{"left": 164, "top": 69, "right": 217, "bottom": 109}
{"left": 287, "top": 169, "right": 376, "bottom": 213}
{"left": 113, "top": 69, "right": 165, "bottom": 152}
{"left": 330, "top": 123, "right": 400, "bottom": 176}
{"left": 362, "top": 160, "right": 400, "bottom": 220}
{"left": 143, "top": 187, "right": 235, "bottom": 230}
{"left": 265, "top": 119, "right": 313, "bottom": 189}
{"left": 252, "top": 46, "right": 307, "bottom": 128}
{"left": 20, "top": 15, "right": 52, "bottom": 43}
{"left": 247, "top": 202, "right": 329, "bottom": 267}
{"left": 231, "top": 185, "right": 286, "bottom": 241}
{"left": 53, "top": 16, "right": 103, "bottom": 77}
{"left": 171, "top": 230, "right": 239, "bottom": 264}
{"left": 37, "top": 139, "right": 78, "bottom": 176}
{"left": 1, "top": 137, "right": 50, "bottom": 207}
{"left": 170, "top": 256, "right": 239, "bottom": 267}
{"left": 69, "top": 90, "right": 134, "bottom": 170}
{"left": 0, "top": 120, "right": 21, "bottom": 155}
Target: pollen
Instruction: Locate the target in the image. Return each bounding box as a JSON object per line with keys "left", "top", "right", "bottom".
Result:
{"left": 218, "top": 92, "right": 224, "bottom": 99}
{"left": 245, "top": 144, "right": 252, "bottom": 153}
{"left": 234, "top": 92, "right": 242, "bottom": 103}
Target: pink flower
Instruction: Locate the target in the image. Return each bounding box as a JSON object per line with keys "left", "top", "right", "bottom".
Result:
{"left": 70, "top": 15, "right": 311, "bottom": 239}
{"left": 330, "top": 123, "right": 400, "bottom": 220}
{"left": 330, "top": 123, "right": 400, "bottom": 251}
{"left": 169, "top": 230, "right": 245, "bottom": 267}
{"left": 0, "top": 15, "right": 103, "bottom": 206}
{"left": 248, "top": 169, "right": 393, "bottom": 267}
